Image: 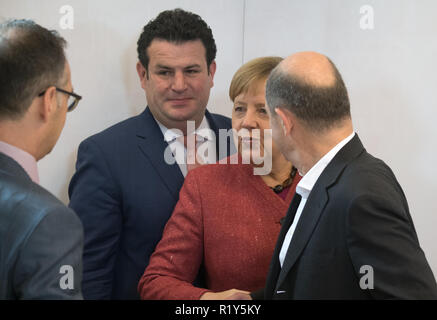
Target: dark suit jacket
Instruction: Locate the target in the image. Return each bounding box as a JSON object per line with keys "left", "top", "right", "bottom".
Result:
{"left": 68, "top": 107, "right": 232, "bottom": 300}
{"left": 253, "top": 135, "right": 437, "bottom": 300}
{"left": 0, "top": 152, "right": 83, "bottom": 299}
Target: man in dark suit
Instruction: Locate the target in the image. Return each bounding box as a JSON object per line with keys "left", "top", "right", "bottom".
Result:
{"left": 68, "top": 9, "right": 233, "bottom": 300}
{"left": 251, "top": 51, "right": 437, "bottom": 299}
{"left": 0, "top": 19, "right": 83, "bottom": 299}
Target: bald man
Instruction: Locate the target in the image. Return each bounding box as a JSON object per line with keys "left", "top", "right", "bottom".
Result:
{"left": 251, "top": 52, "right": 437, "bottom": 299}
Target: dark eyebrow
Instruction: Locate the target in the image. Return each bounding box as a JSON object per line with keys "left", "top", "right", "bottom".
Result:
{"left": 155, "top": 64, "right": 173, "bottom": 70}
{"left": 154, "top": 64, "right": 202, "bottom": 71}
{"left": 184, "top": 64, "right": 201, "bottom": 69}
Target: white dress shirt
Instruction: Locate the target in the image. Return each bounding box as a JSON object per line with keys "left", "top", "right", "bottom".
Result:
{"left": 279, "top": 132, "right": 355, "bottom": 267}
{"left": 156, "top": 116, "right": 216, "bottom": 177}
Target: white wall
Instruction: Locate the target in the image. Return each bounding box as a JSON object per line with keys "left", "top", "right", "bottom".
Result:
{"left": 1, "top": 0, "right": 436, "bottom": 279}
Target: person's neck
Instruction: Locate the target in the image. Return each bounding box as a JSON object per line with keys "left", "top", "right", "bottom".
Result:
{"left": 297, "top": 126, "right": 353, "bottom": 176}
{"left": 259, "top": 154, "right": 293, "bottom": 188}
{"left": 0, "top": 121, "right": 40, "bottom": 161}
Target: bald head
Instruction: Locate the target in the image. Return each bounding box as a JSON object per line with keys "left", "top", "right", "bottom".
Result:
{"left": 266, "top": 51, "right": 351, "bottom": 133}
{"left": 279, "top": 51, "right": 336, "bottom": 88}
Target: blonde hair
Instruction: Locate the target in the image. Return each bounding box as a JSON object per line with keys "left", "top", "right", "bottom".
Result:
{"left": 229, "top": 56, "right": 283, "bottom": 102}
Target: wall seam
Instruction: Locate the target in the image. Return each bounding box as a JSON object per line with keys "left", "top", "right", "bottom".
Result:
{"left": 242, "top": 0, "right": 246, "bottom": 64}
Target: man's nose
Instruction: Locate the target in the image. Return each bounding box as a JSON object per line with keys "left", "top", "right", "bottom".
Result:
{"left": 171, "top": 71, "right": 187, "bottom": 92}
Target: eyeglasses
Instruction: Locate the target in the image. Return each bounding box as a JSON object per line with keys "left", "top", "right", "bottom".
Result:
{"left": 38, "top": 87, "right": 82, "bottom": 112}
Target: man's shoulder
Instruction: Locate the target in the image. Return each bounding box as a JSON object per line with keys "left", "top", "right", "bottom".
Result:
{"left": 0, "top": 172, "right": 72, "bottom": 216}
{"left": 0, "top": 172, "right": 79, "bottom": 246}
{"left": 334, "top": 149, "right": 403, "bottom": 200}
{"left": 82, "top": 112, "right": 147, "bottom": 146}
{"left": 79, "top": 109, "right": 231, "bottom": 151}
{"left": 0, "top": 153, "right": 71, "bottom": 217}
{"left": 207, "top": 111, "right": 232, "bottom": 129}
{"left": 346, "top": 150, "right": 396, "bottom": 182}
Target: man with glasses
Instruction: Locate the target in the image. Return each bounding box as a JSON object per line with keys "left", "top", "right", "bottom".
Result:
{"left": 0, "top": 19, "right": 83, "bottom": 299}
{"left": 38, "top": 87, "right": 82, "bottom": 112}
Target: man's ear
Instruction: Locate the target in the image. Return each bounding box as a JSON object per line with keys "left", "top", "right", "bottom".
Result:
{"left": 136, "top": 61, "right": 148, "bottom": 89}
{"left": 275, "top": 107, "right": 294, "bottom": 136}
{"left": 40, "top": 86, "right": 57, "bottom": 122}
{"left": 208, "top": 60, "right": 216, "bottom": 87}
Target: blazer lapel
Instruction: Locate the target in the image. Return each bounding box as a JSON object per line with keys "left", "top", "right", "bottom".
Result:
{"left": 275, "top": 134, "right": 366, "bottom": 291}
{"left": 135, "top": 108, "right": 233, "bottom": 200}
{"left": 264, "top": 193, "right": 302, "bottom": 298}
{"left": 275, "top": 184, "right": 329, "bottom": 291}
{"left": 136, "top": 107, "right": 185, "bottom": 201}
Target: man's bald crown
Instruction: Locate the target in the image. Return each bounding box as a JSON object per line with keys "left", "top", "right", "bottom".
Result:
{"left": 266, "top": 51, "right": 351, "bottom": 132}
{"left": 278, "top": 51, "right": 336, "bottom": 88}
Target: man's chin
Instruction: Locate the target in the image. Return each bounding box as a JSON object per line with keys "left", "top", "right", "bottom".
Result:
{"left": 167, "top": 107, "right": 205, "bottom": 122}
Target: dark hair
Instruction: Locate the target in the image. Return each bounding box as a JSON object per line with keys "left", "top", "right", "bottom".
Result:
{"left": 266, "top": 58, "right": 351, "bottom": 132}
{"left": 0, "top": 19, "right": 67, "bottom": 120}
{"left": 137, "top": 8, "right": 216, "bottom": 74}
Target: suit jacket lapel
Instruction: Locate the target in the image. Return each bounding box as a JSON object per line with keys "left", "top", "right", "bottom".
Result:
{"left": 274, "top": 135, "right": 366, "bottom": 291}
{"left": 264, "top": 193, "right": 302, "bottom": 298}
{"left": 135, "top": 108, "right": 232, "bottom": 201}
{"left": 136, "top": 107, "right": 185, "bottom": 201}
{"left": 275, "top": 183, "right": 329, "bottom": 291}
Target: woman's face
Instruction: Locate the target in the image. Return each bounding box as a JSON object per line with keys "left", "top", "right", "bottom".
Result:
{"left": 232, "top": 78, "right": 280, "bottom": 166}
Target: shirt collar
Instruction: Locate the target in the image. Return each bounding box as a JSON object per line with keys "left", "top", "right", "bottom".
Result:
{"left": 0, "top": 140, "right": 39, "bottom": 184}
{"left": 156, "top": 116, "right": 212, "bottom": 143}
{"left": 296, "top": 132, "right": 355, "bottom": 199}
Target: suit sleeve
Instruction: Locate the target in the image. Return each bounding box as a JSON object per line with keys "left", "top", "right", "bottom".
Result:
{"left": 250, "top": 288, "right": 265, "bottom": 300}
{"left": 346, "top": 180, "right": 437, "bottom": 299}
{"left": 13, "top": 206, "right": 84, "bottom": 300}
{"left": 68, "top": 138, "right": 122, "bottom": 300}
{"left": 138, "top": 171, "right": 211, "bottom": 300}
